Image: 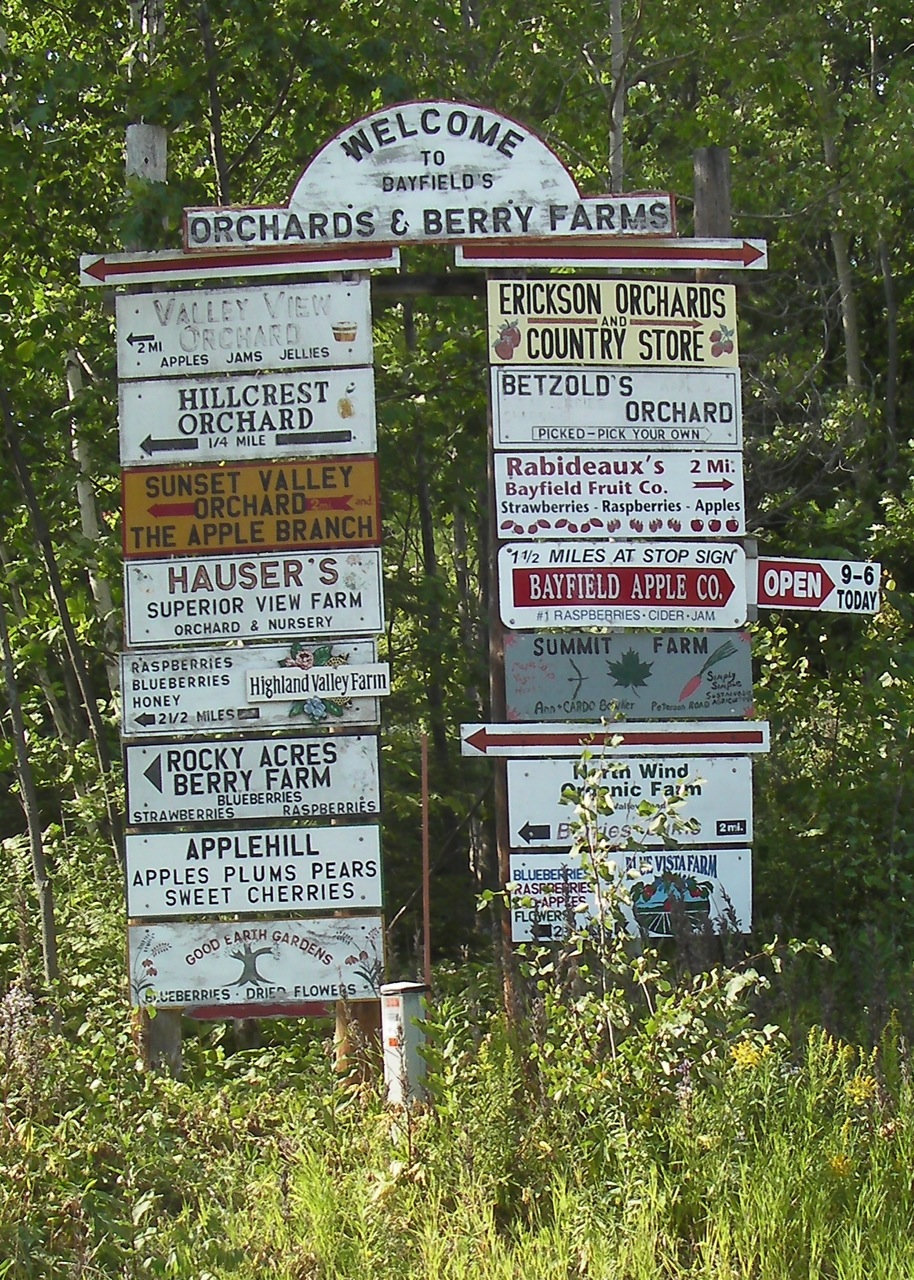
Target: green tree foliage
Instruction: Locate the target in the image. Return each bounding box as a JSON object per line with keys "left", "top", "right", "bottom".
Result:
{"left": 0, "top": 0, "right": 913, "bottom": 995}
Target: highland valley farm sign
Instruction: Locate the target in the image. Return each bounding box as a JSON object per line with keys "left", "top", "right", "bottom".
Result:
{"left": 119, "top": 638, "right": 388, "bottom": 737}
{"left": 184, "top": 101, "right": 674, "bottom": 251}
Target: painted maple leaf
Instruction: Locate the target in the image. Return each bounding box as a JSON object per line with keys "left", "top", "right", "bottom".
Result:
{"left": 606, "top": 649, "right": 653, "bottom": 689}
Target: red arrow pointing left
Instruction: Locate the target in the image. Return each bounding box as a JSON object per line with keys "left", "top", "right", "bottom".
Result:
{"left": 147, "top": 502, "right": 196, "bottom": 518}
{"left": 463, "top": 725, "right": 768, "bottom": 756}
{"left": 81, "top": 242, "right": 399, "bottom": 284}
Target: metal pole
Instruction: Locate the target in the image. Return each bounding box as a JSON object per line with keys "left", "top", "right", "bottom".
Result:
{"left": 421, "top": 732, "right": 432, "bottom": 987}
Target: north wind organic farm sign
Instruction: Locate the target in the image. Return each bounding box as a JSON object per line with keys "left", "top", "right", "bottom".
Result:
{"left": 116, "top": 281, "right": 371, "bottom": 380}
{"left": 121, "top": 458, "right": 380, "bottom": 557}
{"left": 119, "top": 638, "right": 388, "bottom": 737}
{"left": 506, "top": 755, "right": 753, "bottom": 849}
{"left": 498, "top": 540, "right": 747, "bottom": 629}
{"left": 123, "top": 549, "right": 385, "bottom": 646}
{"left": 508, "top": 849, "right": 751, "bottom": 942}
{"left": 129, "top": 915, "right": 384, "bottom": 1009}
{"left": 503, "top": 630, "right": 754, "bottom": 722}
{"left": 119, "top": 366, "right": 377, "bottom": 467}
{"left": 125, "top": 823, "right": 382, "bottom": 916}
{"left": 493, "top": 449, "right": 744, "bottom": 539}
{"left": 184, "top": 100, "right": 674, "bottom": 251}
{"left": 490, "top": 367, "right": 742, "bottom": 449}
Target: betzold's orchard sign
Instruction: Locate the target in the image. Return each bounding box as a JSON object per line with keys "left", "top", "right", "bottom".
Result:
{"left": 490, "top": 368, "right": 742, "bottom": 449}
{"left": 129, "top": 915, "right": 383, "bottom": 1008}
{"left": 124, "top": 549, "right": 385, "bottom": 646}
{"left": 493, "top": 450, "right": 744, "bottom": 538}
{"left": 488, "top": 279, "right": 738, "bottom": 367}
{"left": 119, "top": 367, "right": 377, "bottom": 467}
{"left": 506, "top": 755, "right": 753, "bottom": 849}
{"left": 508, "top": 848, "right": 751, "bottom": 942}
{"left": 125, "top": 823, "right": 382, "bottom": 916}
{"left": 121, "top": 458, "right": 380, "bottom": 557}
{"left": 116, "top": 280, "right": 371, "bottom": 379}
{"left": 184, "top": 101, "right": 674, "bottom": 251}
{"left": 119, "top": 639, "right": 388, "bottom": 737}
{"left": 125, "top": 733, "right": 380, "bottom": 825}
{"left": 498, "top": 540, "right": 747, "bottom": 629}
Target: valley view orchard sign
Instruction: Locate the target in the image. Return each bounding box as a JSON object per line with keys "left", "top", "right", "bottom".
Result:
{"left": 184, "top": 101, "right": 675, "bottom": 251}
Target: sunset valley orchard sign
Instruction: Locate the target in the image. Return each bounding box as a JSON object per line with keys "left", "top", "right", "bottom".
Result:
{"left": 184, "top": 101, "right": 675, "bottom": 251}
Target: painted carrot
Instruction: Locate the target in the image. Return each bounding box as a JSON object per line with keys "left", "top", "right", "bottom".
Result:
{"left": 677, "top": 639, "right": 739, "bottom": 701}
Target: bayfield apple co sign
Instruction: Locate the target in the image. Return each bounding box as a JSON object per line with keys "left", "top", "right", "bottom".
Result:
{"left": 184, "top": 101, "right": 675, "bottom": 251}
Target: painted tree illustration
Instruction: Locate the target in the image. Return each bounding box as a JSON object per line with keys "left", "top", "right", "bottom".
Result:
{"left": 227, "top": 944, "right": 275, "bottom": 988}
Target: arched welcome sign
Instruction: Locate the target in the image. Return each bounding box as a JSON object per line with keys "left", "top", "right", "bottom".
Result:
{"left": 184, "top": 100, "right": 675, "bottom": 252}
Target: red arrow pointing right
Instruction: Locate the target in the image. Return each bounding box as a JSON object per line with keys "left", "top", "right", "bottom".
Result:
{"left": 756, "top": 559, "right": 835, "bottom": 608}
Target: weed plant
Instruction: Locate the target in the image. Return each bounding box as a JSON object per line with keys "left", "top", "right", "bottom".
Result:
{"left": 3, "top": 768, "right": 914, "bottom": 1276}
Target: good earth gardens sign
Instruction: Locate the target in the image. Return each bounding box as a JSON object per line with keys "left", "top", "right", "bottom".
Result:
{"left": 184, "top": 100, "right": 675, "bottom": 251}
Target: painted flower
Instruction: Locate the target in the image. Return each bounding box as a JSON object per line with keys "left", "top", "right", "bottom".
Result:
{"left": 302, "top": 698, "right": 327, "bottom": 721}
{"left": 285, "top": 650, "right": 315, "bottom": 671}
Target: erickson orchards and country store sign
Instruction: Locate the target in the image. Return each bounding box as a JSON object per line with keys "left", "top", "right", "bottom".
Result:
{"left": 184, "top": 101, "right": 675, "bottom": 251}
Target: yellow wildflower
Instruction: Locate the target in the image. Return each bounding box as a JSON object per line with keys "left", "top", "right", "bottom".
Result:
{"left": 829, "top": 1153, "right": 853, "bottom": 1176}
{"left": 730, "top": 1041, "right": 764, "bottom": 1069}
{"left": 846, "top": 1074, "right": 878, "bottom": 1105}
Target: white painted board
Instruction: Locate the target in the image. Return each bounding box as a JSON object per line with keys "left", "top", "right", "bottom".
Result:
{"left": 498, "top": 540, "right": 747, "bottom": 629}
{"left": 129, "top": 915, "right": 384, "bottom": 1007}
{"left": 123, "top": 549, "right": 385, "bottom": 647}
{"left": 494, "top": 449, "right": 744, "bottom": 539}
{"left": 490, "top": 367, "right": 742, "bottom": 449}
{"left": 506, "top": 755, "right": 753, "bottom": 848}
{"left": 126, "top": 823, "right": 382, "bottom": 916}
{"left": 125, "top": 733, "right": 380, "bottom": 826}
{"left": 119, "top": 639, "right": 385, "bottom": 738}
{"left": 116, "top": 280, "right": 371, "bottom": 379}
{"left": 752, "top": 557, "right": 881, "bottom": 615}
{"left": 508, "top": 849, "right": 751, "bottom": 941}
{"left": 119, "top": 366, "right": 377, "bottom": 466}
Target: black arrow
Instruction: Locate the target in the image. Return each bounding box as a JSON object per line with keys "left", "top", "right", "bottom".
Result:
{"left": 518, "top": 820, "right": 550, "bottom": 843}
{"left": 143, "top": 754, "right": 163, "bottom": 793}
{"left": 126, "top": 332, "right": 156, "bottom": 347}
{"left": 135, "top": 713, "right": 157, "bottom": 727}
{"left": 141, "top": 434, "right": 198, "bottom": 455}
{"left": 276, "top": 430, "right": 353, "bottom": 447}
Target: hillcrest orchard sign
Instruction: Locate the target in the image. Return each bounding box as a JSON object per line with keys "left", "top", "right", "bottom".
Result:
{"left": 184, "top": 100, "right": 675, "bottom": 251}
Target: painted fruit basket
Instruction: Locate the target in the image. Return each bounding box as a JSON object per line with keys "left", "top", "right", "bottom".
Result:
{"left": 630, "top": 872, "right": 713, "bottom": 937}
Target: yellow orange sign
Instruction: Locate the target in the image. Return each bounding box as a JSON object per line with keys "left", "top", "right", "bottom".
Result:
{"left": 488, "top": 278, "right": 738, "bottom": 367}
{"left": 122, "top": 458, "right": 380, "bottom": 557}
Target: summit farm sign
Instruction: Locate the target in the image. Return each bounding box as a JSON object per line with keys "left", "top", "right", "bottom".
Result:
{"left": 185, "top": 100, "right": 674, "bottom": 251}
